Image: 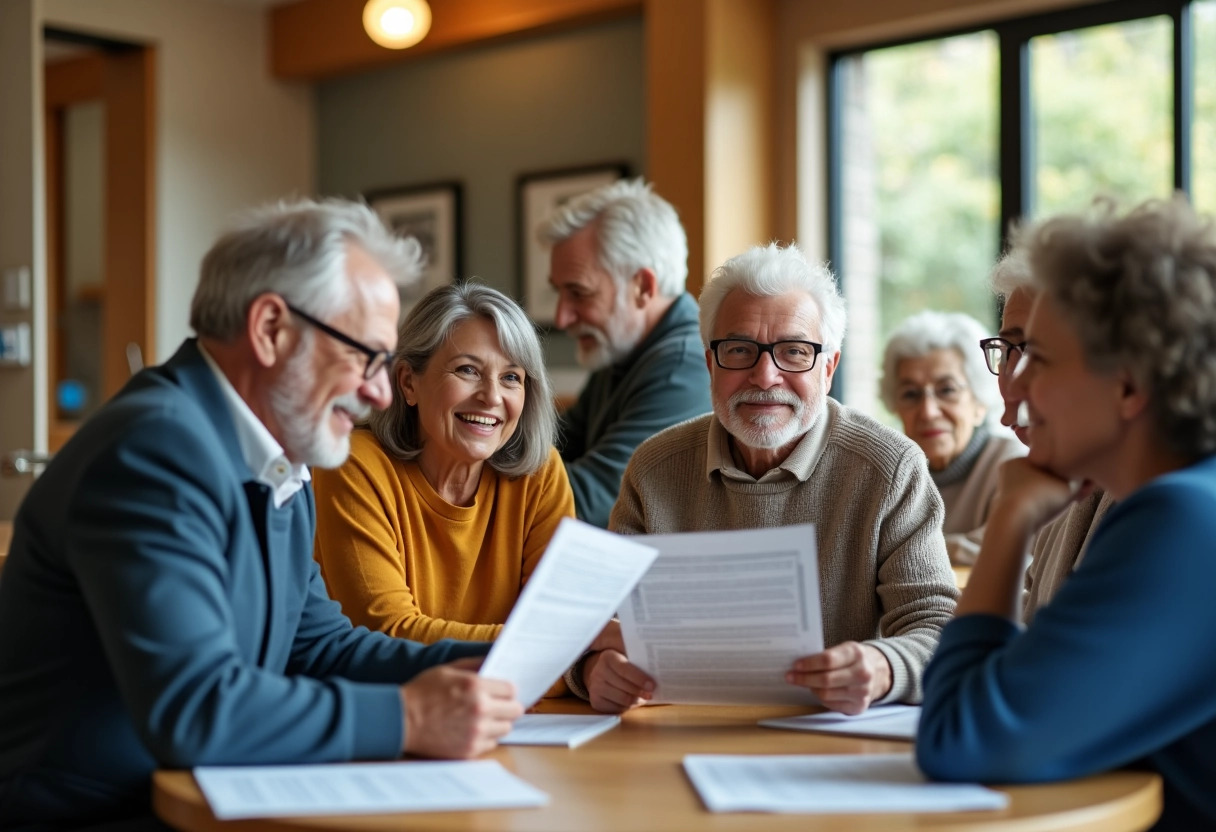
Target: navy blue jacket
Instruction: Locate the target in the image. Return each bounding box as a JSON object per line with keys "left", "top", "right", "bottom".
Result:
{"left": 0, "top": 340, "right": 486, "bottom": 828}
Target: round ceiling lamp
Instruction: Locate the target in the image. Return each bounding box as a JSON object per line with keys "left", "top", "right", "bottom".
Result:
{"left": 363, "top": 0, "right": 432, "bottom": 50}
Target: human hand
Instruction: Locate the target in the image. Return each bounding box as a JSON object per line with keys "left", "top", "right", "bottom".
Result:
{"left": 588, "top": 618, "right": 625, "bottom": 654}
{"left": 786, "top": 642, "right": 892, "bottom": 715}
{"left": 400, "top": 657, "right": 523, "bottom": 758}
{"left": 993, "top": 457, "right": 1081, "bottom": 535}
{"left": 583, "top": 649, "right": 654, "bottom": 714}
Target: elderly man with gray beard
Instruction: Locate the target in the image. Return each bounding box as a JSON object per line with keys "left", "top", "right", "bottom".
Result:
{"left": 567, "top": 242, "right": 959, "bottom": 716}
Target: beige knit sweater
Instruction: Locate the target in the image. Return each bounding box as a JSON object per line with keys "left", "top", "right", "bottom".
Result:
{"left": 610, "top": 399, "right": 959, "bottom": 704}
{"left": 1023, "top": 490, "right": 1116, "bottom": 623}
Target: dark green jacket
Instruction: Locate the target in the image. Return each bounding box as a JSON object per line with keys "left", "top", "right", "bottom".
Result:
{"left": 558, "top": 293, "right": 712, "bottom": 527}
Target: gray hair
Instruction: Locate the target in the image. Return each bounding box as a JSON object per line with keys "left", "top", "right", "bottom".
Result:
{"left": 1018, "top": 194, "right": 1216, "bottom": 458}
{"left": 989, "top": 245, "right": 1034, "bottom": 301}
{"left": 539, "top": 177, "right": 688, "bottom": 297}
{"left": 368, "top": 281, "right": 557, "bottom": 477}
{"left": 879, "top": 310, "right": 1001, "bottom": 423}
{"left": 698, "top": 242, "right": 847, "bottom": 353}
{"left": 190, "top": 198, "right": 423, "bottom": 339}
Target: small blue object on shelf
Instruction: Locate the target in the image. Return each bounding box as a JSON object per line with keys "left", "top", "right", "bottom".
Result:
{"left": 57, "top": 379, "right": 87, "bottom": 415}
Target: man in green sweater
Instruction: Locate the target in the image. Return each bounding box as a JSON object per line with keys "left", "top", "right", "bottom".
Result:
{"left": 573, "top": 242, "right": 958, "bottom": 715}
{"left": 541, "top": 179, "right": 712, "bottom": 528}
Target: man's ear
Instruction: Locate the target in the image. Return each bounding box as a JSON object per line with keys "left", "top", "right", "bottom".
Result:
{"left": 631, "top": 268, "right": 658, "bottom": 308}
{"left": 821, "top": 349, "right": 842, "bottom": 394}
{"left": 246, "top": 293, "right": 294, "bottom": 369}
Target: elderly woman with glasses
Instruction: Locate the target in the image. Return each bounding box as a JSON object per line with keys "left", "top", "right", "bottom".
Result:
{"left": 880, "top": 311, "right": 1025, "bottom": 565}
{"left": 311, "top": 282, "right": 578, "bottom": 648}
{"left": 917, "top": 196, "right": 1216, "bottom": 830}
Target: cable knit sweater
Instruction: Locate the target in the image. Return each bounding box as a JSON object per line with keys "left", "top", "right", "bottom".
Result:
{"left": 610, "top": 398, "right": 959, "bottom": 704}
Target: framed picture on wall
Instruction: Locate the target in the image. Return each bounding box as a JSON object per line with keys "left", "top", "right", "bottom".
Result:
{"left": 517, "top": 162, "right": 629, "bottom": 323}
{"left": 366, "top": 181, "right": 463, "bottom": 311}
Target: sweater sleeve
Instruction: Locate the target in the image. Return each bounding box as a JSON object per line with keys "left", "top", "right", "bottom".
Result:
{"left": 312, "top": 438, "right": 503, "bottom": 644}
{"left": 520, "top": 448, "right": 578, "bottom": 584}
{"left": 865, "top": 447, "right": 959, "bottom": 705}
{"left": 561, "top": 335, "right": 711, "bottom": 529}
{"left": 918, "top": 481, "right": 1216, "bottom": 784}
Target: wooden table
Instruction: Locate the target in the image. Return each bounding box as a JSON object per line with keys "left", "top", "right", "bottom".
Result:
{"left": 0, "top": 520, "right": 11, "bottom": 572}
{"left": 153, "top": 700, "right": 1161, "bottom": 832}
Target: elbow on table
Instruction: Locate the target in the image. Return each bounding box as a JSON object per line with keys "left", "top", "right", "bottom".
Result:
{"left": 915, "top": 718, "right": 1054, "bottom": 784}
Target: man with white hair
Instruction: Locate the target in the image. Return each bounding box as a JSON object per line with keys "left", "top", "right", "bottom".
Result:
{"left": 0, "top": 200, "right": 521, "bottom": 830}
{"left": 570, "top": 243, "right": 958, "bottom": 715}
{"left": 542, "top": 178, "right": 711, "bottom": 527}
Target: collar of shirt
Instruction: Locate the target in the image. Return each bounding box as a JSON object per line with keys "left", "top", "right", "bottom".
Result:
{"left": 705, "top": 399, "right": 834, "bottom": 484}
{"left": 198, "top": 342, "right": 311, "bottom": 508}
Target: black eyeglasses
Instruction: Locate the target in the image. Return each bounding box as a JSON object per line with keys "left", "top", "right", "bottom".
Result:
{"left": 709, "top": 339, "right": 824, "bottom": 373}
{"left": 285, "top": 303, "right": 392, "bottom": 380}
{"left": 979, "top": 337, "right": 1026, "bottom": 376}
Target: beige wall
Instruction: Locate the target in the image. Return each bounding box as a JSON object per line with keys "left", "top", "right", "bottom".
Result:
{"left": 42, "top": 0, "right": 316, "bottom": 361}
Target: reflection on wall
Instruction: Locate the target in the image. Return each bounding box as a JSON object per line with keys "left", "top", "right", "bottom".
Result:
{"left": 317, "top": 16, "right": 645, "bottom": 373}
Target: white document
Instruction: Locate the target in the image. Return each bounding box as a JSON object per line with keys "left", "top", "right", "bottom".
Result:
{"left": 480, "top": 517, "right": 659, "bottom": 707}
{"left": 499, "top": 713, "right": 620, "bottom": 748}
{"left": 193, "top": 760, "right": 547, "bottom": 820}
{"left": 683, "top": 752, "right": 1009, "bottom": 814}
{"left": 617, "top": 524, "right": 823, "bottom": 705}
{"left": 760, "top": 705, "right": 921, "bottom": 741}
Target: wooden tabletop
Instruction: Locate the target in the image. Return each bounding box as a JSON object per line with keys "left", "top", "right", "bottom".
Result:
{"left": 153, "top": 699, "right": 1160, "bottom": 832}
{"left": 0, "top": 520, "right": 11, "bottom": 569}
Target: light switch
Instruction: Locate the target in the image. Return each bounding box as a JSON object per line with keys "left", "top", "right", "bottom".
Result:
{"left": 0, "top": 322, "right": 31, "bottom": 366}
{"left": 2, "top": 267, "right": 31, "bottom": 311}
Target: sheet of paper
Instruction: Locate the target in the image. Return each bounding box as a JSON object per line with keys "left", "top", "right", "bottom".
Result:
{"left": 194, "top": 760, "right": 547, "bottom": 820}
{"left": 499, "top": 713, "right": 621, "bottom": 748}
{"left": 760, "top": 705, "right": 920, "bottom": 741}
{"left": 683, "top": 752, "right": 1009, "bottom": 814}
{"left": 480, "top": 517, "right": 659, "bottom": 707}
{"left": 617, "top": 524, "right": 822, "bottom": 705}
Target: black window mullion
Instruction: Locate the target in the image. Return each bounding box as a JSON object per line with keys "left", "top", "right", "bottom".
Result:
{"left": 998, "top": 31, "right": 1031, "bottom": 251}
{"left": 1175, "top": 2, "right": 1194, "bottom": 194}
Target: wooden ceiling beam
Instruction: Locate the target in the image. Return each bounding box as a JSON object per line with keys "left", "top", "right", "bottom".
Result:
{"left": 270, "top": 0, "right": 642, "bottom": 81}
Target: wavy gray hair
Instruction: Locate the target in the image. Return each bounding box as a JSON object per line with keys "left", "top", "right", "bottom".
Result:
{"left": 1018, "top": 195, "right": 1216, "bottom": 458}
{"left": 191, "top": 198, "right": 423, "bottom": 338}
{"left": 539, "top": 177, "right": 688, "bottom": 297}
{"left": 989, "top": 245, "right": 1034, "bottom": 301}
{"left": 368, "top": 282, "right": 557, "bottom": 477}
{"left": 698, "top": 242, "right": 847, "bottom": 353}
{"left": 879, "top": 310, "right": 1001, "bottom": 424}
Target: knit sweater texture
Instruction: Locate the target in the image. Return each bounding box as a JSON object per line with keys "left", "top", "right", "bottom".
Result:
{"left": 937, "top": 433, "right": 1026, "bottom": 565}
{"left": 1022, "top": 489, "right": 1116, "bottom": 623}
{"left": 610, "top": 398, "right": 959, "bottom": 704}
{"left": 312, "top": 430, "right": 575, "bottom": 644}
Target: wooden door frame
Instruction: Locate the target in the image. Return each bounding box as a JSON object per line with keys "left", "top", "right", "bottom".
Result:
{"left": 43, "top": 39, "right": 156, "bottom": 451}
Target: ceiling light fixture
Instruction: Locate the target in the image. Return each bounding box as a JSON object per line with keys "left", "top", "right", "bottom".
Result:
{"left": 363, "top": 0, "right": 432, "bottom": 50}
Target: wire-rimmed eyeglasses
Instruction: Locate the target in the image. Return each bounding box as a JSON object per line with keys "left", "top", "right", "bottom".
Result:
{"left": 285, "top": 303, "right": 392, "bottom": 380}
{"left": 979, "top": 336, "right": 1025, "bottom": 376}
{"left": 709, "top": 339, "right": 824, "bottom": 373}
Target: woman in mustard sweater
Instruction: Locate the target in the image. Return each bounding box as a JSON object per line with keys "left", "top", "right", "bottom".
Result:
{"left": 313, "top": 282, "right": 575, "bottom": 644}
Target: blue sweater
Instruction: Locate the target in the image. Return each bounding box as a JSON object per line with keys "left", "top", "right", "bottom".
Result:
{"left": 917, "top": 454, "right": 1216, "bottom": 830}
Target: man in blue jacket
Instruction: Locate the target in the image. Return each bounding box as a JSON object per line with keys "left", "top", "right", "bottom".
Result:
{"left": 0, "top": 200, "right": 522, "bottom": 830}
{"left": 542, "top": 179, "right": 712, "bottom": 528}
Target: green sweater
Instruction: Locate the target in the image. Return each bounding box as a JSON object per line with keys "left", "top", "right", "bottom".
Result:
{"left": 611, "top": 399, "right": 959, "bottom": 704}
{"left": 558, "top": 293, "right": 711, "bottom": 528}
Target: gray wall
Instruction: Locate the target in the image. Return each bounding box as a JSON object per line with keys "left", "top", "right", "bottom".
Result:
{"left": 316, "top": 16, "right": 646, "bottom": 370}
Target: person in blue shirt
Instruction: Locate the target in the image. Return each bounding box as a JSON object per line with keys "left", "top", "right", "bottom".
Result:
{"left": 917, "top": 195, "right": 1216, "bottom": 831}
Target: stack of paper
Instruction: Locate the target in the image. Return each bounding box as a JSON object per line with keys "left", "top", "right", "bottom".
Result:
{"left": 194, "top": 760, "right": 548, "bottom": 820}
{"left": 683, "top": 752, "right": 1009, "bottom": 814}
{"left": 500, "top": 713, "right": 621, "bottom": 748}
{"left": 759, "top": 704, "right": 920, "bottom": 741}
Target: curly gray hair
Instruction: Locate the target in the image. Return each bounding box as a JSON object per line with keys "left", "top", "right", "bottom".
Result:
{"left": 1017, "top": 195, "right": 1216, "bottom": 458}
{"left": 367, "top": 281, "right": 558, "bottom": 478}
{"left": 879, "top": 310, "right": 1001, "bottom": 423}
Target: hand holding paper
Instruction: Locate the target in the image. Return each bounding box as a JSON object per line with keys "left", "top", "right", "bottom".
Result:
{"left": 401, "top": 657, "right": 522, "bottom": 758}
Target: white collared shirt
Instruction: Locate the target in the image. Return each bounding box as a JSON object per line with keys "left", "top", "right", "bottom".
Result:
{"left": 198, "top": 343, "right": 311, "bottom": 508}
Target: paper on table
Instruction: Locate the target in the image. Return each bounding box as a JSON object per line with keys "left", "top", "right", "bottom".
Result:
{"left": 499, "top": 713, "right": 621, "bottom": 748}
{"left": 479, "top": 517, "right": 659, "bottom": 708}
{"left": 683, "top": 752, "right": 1009, "bottom": 814}
{"left": 760, "top": 704, "right": 920, "bottom": 741}
{"left": 617, "top": 524, "right": 822, "bottom": 705}
{"left": 194, "top": 760, "right": 547, "bottom": 820}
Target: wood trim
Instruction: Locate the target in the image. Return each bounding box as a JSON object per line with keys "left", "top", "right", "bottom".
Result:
{"left": 103, "top": 46, "right": 156, "bottom": 398}
{"left": 43, "top": 53, "right": 104, "bottom": 108}
{"left": 271, "top": 0, "right": 642, "bottom": 81}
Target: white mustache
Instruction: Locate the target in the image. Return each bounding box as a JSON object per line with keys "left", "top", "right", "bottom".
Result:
{"left": 334, "top": 393, "right": 371, "bottom": 422}
{"left": 730, "top": 389, "right": 802, "bottom": 408}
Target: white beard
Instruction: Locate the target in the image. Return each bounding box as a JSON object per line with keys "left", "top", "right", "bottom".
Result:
{"left": 268, "top": 343, "right": 370, "bottom": 469}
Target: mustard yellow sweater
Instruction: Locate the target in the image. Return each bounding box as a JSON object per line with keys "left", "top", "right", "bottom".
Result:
{"left": 313, "top": 429, "right": 576, "bottom": 644}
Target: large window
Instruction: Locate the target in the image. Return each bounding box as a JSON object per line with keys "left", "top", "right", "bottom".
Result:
{"left": 830, "top": 0, "right": 1210, "bottom": 420}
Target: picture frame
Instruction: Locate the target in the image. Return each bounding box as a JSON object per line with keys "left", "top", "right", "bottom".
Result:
{"left": 516, "top": 162, "right": 630, "bottom": 323}
{"left": 365, "top": 181, "right": 463, "bottom": 311}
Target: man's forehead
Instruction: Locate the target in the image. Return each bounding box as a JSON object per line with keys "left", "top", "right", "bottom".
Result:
{"left": 715, "top": 289, "right": 822, "bottom": 337}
